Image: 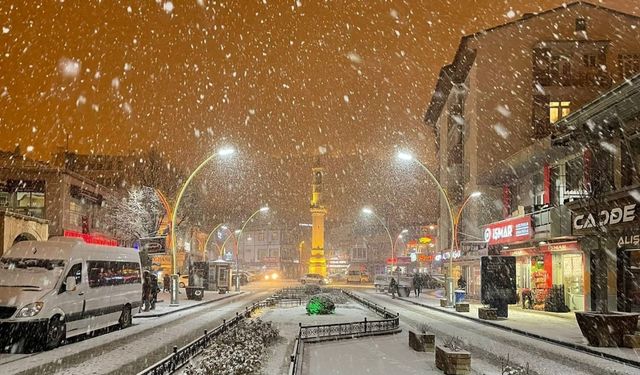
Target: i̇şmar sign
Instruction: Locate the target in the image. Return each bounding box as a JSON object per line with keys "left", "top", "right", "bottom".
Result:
{"left": 481, "top": 256, "right": 517, "bottom": 305}
{"left": 483, "top": 216, "right": 533, "bottom": 245}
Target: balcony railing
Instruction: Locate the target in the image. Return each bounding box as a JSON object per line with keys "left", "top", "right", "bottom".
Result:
{"left": 532, "top": 205, "right": 572, "bottom": 238}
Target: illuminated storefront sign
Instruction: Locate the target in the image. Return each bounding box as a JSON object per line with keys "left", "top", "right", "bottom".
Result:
{"left": 64, "top": 230, "right": 118, "bottom": 246}
{"left": 386, "top": 256, "right": 412, "bottom": 265}
{"left": 483, "top": 216, "right": 533, "bottom": 245}
{"left": 435, "top": 250, "right": 461, "bottom": 262}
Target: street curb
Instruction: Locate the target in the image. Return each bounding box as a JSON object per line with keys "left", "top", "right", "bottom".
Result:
{"left": 135, "top": 292, "right": 244, "bottom": 318}
{"left": 396, "top": 296, "right": 640, "bottom": 369}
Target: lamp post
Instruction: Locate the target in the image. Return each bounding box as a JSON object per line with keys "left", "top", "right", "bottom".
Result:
{"left": 454, "top": 192, "right": 482, "bottom": 251}
{"left": 361, "top": 207, "right": 395, "bottom": 277}
{"left": 393, "top": 229, "right": 408, "bottom": 279}
{"left": 235, "top": 206, "right": 270, "bottom": 291}
{"left": 169, "top": 147, "right": 235, "bottom": 306}
{"left": 397, "top": 151, "right": 456, "bottom": 306}
{"left": 203, "top": 223, "right": 225, "bottom": 261}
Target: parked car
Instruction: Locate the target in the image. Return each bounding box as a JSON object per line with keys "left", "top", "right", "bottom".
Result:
{"left": 300, "top": 273, "right": 328, "bottom": 285}
{"left": 328, "top": 273, "right": 346, "bottom": 282}
{"left": 232, "top": 270, "right": 253, "bottom": 285}
{"left": 346, "top": 270, "right": 365, "bottom": 283}
{"left": 178, "top": 274, "right": 189, "bottom": 288}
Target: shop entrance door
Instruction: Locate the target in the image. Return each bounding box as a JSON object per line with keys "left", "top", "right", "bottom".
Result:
{"left": 562, "top": 253, "right": 584, "bottom": 311}
{"left": 619, "top": 248, "right": 640, "bottom": 312}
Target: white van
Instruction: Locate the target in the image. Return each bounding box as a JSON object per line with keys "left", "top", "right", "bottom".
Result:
{"left": 0, "top": 237, "right": 142, "bottom": 352}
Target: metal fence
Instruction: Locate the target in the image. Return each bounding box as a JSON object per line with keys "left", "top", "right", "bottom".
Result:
{"left": 136, "top": 299, "right": 273, "bottom": 375}
{"left": 288, "top": 290, "right": 400, "bottom": 375}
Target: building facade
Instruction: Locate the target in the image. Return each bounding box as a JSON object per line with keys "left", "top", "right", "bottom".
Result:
{"left": 426, "top": 2, "right": 640, "bottom": 312}
{"left": 0, "top": 151, "right": 117, "bottom": 247}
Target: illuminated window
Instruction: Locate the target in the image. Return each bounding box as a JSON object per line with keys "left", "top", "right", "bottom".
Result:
{"left": 549, "top": 101, "right": 571, "bottom": 123}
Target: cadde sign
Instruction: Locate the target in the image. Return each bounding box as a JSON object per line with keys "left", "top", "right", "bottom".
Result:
{"left": 573, "top": 204, "right": 636, "bottom": 231}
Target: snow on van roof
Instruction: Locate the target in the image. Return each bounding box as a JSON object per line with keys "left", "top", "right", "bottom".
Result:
{"left": 2, "top": 239, "right": 140, "bottom": 263}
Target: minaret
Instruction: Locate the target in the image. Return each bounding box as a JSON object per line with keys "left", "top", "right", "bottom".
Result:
{"left": 309, "top": 159, "right": 328, "bottom": 276}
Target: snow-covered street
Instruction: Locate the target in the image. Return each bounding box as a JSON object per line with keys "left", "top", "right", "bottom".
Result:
{"left": 350, "top": 288, "right": 640, "bottom": 375}
{"left": 0, "top": 286, "right": 278, "bottom": 375}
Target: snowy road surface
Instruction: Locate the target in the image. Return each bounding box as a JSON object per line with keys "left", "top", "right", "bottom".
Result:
{"left": 0, "top": 288, "right": 275, "bottom": 375}
{"left": 352, "top": 289, "right": 640, "bottom": 375}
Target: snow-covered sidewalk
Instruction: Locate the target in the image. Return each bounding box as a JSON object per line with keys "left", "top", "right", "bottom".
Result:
{"left": 389, "top": 289, "right": 640, "bottom": 363}
{"left": 135, "top": 290, "right": 242, "bottom": 318}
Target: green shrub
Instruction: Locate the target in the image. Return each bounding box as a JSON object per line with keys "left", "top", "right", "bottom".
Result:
{"left": 306, "top": 295, "right": 336, "bottom": 315}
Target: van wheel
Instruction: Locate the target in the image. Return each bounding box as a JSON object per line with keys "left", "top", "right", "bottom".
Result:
{"left": 119, "top": 305, "right": 132, "bottom": 329}
{"left": 45, "top": 315, "right": 65, "bottom": 350}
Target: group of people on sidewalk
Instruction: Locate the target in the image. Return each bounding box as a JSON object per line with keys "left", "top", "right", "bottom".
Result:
{"left": 386, "top": 273, "right": 467, "bottom": 299}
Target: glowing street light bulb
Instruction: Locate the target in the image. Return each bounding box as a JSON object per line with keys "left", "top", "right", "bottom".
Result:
{"left": 397, "top": 151, "right": 414, "bottom": 161}
{"left": 401, "top": 229, "right": 409, "bottom": 234}
{"left": 259, "top": 206, "right": 270, "bottom": 212}
{"left": 217, "top": 147, "right": 235, "bottom": 157}
{"left": 362, "top": 207, "right": 373, "bottom": 215}
{"left": 471, "top": 191, "right": 482, "bottom": 198}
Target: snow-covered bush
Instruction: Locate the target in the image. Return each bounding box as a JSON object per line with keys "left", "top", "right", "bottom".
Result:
{"left": 306, "top": 295, "right": 336, "bottom": 315}
{"left": 184, "top": 318, "right": 279, "bottom": 375}
{"left": 315, "top": 292, "right": 348, "bottom": 304}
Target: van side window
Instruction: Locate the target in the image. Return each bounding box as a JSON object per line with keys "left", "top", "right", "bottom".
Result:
{"left": 67, "top": 263, "right": 82, "bottom": 284}
{"left": 88, "top": 261, "right": 141, "bottom": 288}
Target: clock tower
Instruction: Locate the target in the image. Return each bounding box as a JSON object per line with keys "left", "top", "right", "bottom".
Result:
{"left": 309, "top": 160, "right": 328, "bottom": 276}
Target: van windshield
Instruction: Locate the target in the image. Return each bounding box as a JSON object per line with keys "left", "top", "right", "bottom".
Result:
{"left": 0, "top": 258, "right": 65, "bottom": 290}
{"left": 0, "top": 257, "right": 66, "bottom": 270}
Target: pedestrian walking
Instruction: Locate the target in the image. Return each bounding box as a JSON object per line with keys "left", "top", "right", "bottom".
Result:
{"left": 457, "top": 275, "right": 467, "bottom": 290}
{"left": 389, "top": 277, "right": 397, "bottom": 299}
{"left": 413, "top": 273, "right": 423, "bottom": 298}
{"left": 163, "top": 274, "right": 171, "bottom": 293}
{"left": 150, "top": 273, "right": 158, "bottom": 310}
{"left": 142, "top": 270, "right": 151, "bottom": 312}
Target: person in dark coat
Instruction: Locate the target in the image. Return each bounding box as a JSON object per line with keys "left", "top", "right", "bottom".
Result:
{"left": 150, "top": 273, "right": 159, "bottom": 310}
{"left": 142, "top": 270, "right": 151, "bottom": 312}
{"left": 457, "top": 275, "right": 467, "bottom": 290}
{"left": 163, "top": 274, "right": 171, "bottom": 293}
{"left": 413, "top": 273, "right": 423, "bottom": 298}
{"left": 389, "top": 277, "right": 398, "bottom": 299}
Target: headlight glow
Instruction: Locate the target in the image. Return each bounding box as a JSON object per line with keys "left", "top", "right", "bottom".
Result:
{"left": 16, "top": 302, "right": 44, "bottom": 318}
{"left": 271, "top": 273, "right": 278, "bottom": 280}
{"left": 264, "top": 275, "right": 270, "bottom": 280}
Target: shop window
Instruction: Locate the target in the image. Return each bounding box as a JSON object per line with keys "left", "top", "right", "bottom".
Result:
{"left": 258, "top": 231, "right": 265, "bottom": 242}
{"left": 619, "top": 54, "right": 640, "bottom": 79}
{"left": 565, "top": 157, "right": 584, "bottom": 192}
{"left": 583, "top": 54, "right": 597, "bottom": 67}
{"left": 549, "top": 101, "right": 571, "bottom": 124}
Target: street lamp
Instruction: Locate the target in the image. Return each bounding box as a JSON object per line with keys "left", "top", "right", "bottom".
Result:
{"left": 454, "top": 192, "right": 482, "bottom": 250}
{"left": 361, "top": 207, "right": 395, "bottom": 276}
{"left": 397, "top": 150, "right": 456, "bottom": 306}
{"left": 235, "top": 206, "right": 270, "bottom": 291}
{"left": 203, "top": 223, "right": 225, "bottom": 261}
{"left": 169, "top": 146, "right": 235, "bottom": 306}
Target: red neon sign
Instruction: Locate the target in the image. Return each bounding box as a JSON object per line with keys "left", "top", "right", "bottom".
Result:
{"left": 64, "top": 230, "right": 118, "bottom": 247}
{"left": 483, "top": 216, "right": 533, "bottom": 245}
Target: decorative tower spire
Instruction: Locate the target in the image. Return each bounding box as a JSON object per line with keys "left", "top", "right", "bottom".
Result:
{"left": 308, "top": 157, "right": 328, "bottom": 276}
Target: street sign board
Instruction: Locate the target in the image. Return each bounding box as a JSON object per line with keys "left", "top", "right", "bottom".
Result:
{"left": 139, "top": 236, "right": 167, "bottom": 254}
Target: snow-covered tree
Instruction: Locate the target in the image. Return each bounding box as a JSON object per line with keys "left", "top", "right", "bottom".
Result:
{"left": 104, "top": 186, "right": 164, "bottom": 245}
